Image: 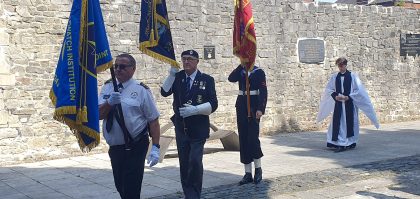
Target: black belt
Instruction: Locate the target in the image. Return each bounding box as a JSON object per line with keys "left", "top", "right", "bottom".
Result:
{"left": 132, "top": 127, "right": 148, "bottom": 142}
{"left": 110, "top": 127, "right": 148, "bottom": 149}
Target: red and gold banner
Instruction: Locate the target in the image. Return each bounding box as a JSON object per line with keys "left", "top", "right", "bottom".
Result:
{"left": 233, "top": 0, "right": 256, "bottom": 71}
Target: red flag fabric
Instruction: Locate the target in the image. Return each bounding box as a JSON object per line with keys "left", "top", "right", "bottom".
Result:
{"left": 233, "top": 0, "right": 256, "bottom": 71}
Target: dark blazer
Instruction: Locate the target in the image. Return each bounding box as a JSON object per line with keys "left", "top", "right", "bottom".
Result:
{"left": 228, "top": 65, "right": 268, "bottom": 114}
{"left": 161, "top": 70, "right": 218, "bottom": 139}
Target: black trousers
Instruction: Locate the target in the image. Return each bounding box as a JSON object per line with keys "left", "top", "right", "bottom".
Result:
{"left": 175, "top": 124, "right": 206, "bottom": 199}
{"left": 236, "top": 107, "right": 264, "bottom": 164}
{"left": 108, "top": 137, "right": 149, "bottom": 199}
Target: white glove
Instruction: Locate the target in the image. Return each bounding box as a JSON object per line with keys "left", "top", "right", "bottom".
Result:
{"left": 169, "top": 67, "right": 179, "bottom": 76}
{"left": 179, "top": 104, "right": 198, "bottom": 118}
{"left": 179, "top": 102, "right": 212, "bottom": 118}
{"left": 107, "top": 92, "right": 121, "bottom": 105}
{"left": 147, "top": 145, "right": 160, "bottom": 167}
{"left": 162, "top": 67, "right": 179, "bottom": 92}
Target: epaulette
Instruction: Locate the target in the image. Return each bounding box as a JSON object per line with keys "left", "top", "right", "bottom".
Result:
{"left": 104, "top": 78, "right": 113, "bottom": 85}
{"left": 138, "top": 82, "right": 149, "bottom": 89}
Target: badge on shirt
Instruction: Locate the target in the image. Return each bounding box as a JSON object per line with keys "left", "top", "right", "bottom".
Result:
{"left": 131, "top": 92, "right": 138, "bottom": 99}
{"left": 197, "top": 95, "right": 203, "bottom": 104}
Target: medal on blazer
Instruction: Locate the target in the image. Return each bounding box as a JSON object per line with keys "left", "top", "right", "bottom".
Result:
{"left": 197, "top": 95, "right": 203, "bottom": 104}
{"left": 199, "top": 81, "right": 206, "bottom": 90}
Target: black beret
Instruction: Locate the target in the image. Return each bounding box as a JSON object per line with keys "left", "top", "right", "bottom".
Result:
{"left": 181, "top": 49, "right": 199, "bottom": 59}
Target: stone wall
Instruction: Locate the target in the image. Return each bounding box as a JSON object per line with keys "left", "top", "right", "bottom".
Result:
{"left": 0, "top": 0, "right": 419, "bottom": 165}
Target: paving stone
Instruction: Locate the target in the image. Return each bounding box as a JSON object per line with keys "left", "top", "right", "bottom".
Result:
{"left": 2, "top": 122, "right": 420, "bottom": 199}
{"left": 155, "top": 155, "right": 420, "bottom": 199}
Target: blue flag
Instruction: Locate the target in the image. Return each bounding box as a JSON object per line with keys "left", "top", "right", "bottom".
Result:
{"left": 139, "top": 0, "right": 179, "bottom": 67}
{"left": 50, "top": 0, "right": 112, "bottom": 151}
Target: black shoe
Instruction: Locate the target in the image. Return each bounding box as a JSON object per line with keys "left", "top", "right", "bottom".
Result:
{"left": 239, "top": 172, "right": 253, "bottom": 185}
{"left": 254, "top": 168, "right": 262, "bottom": 184}
{"left": 334, "top": 146, "right": 347, "bottom": 153}
{"left": 347, "top": 143, "right": 356, "bottom": 149}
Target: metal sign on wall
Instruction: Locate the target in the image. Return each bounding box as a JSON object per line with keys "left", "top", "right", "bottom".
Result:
{"left": 203, "top": 45, "right": 215, "bottom": 60}
{"left": 400, "top": 34, "right": 420, "bottom": 56}
{"left": 298, "top": 38, "right": 325, "bottom": 64}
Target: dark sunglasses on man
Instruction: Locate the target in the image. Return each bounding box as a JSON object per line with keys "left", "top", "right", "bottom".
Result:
{"left": 114, "top": 64, "right": 132, "bottom": 70}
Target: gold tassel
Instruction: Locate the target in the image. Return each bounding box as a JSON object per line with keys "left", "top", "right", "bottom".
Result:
{"left": 49, "top": 89, "right": 57, "bottom": 106}
{"left": 76, "top": 108, "right": 83, "bottom": 124}
{"left": 81, "top": 106, "right": 88, "bottom": 123}
{"left": 61, "top": 117, "right": 101, "bottom": 152}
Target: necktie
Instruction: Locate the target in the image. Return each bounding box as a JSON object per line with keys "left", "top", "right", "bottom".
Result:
{"left": 185, "top": 77, "right": 191, "bottom": 97}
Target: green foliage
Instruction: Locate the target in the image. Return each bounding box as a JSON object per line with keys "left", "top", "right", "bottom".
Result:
{"left": 395, "top": 0, "right": 405, "bottom": 6}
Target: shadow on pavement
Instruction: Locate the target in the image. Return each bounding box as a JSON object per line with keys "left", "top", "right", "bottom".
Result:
{"left": 0, "top": 163, "right": 245, "bottom": 199}
{"left": 150, "top": 179, "right": 273, "bottom": 199}
{"left": 163, "top": 147, "right": 225, "bottom": 159}
{"left": 356, "top": 191, "right": 406, "bottom": 199}
{"left": 388, "top": 168, "right": 420, "bottom": 196}
{"left": 0, "top": 166, "right": 118, "bottom": 199}
{"left": 268, "top": 126, "right": 420, "bottom": 197}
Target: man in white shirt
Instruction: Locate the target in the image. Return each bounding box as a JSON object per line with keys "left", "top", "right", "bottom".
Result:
{"left": 98, "top": 53, "right": 161, "bottom": 199}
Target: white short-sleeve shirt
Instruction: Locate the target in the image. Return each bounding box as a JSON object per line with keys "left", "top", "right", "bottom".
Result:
{"left": 98, "top": 78, "right": 160, "bottom": 146}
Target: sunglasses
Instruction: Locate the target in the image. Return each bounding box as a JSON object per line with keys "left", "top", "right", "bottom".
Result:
{"left": 114, "top": 64, "right": 132, "bottom": 70}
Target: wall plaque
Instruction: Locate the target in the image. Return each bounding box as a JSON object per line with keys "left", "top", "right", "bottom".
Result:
{"left": 400, "top": 34, "right": 420, "bottom": 56}
{"left": 204, "top": 45, "right": 215, "bottom": 60}
{"left": 298, "top": 38, "right": 325, "bottom": 64}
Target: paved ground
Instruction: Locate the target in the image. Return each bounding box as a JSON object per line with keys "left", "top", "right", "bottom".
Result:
{"left": 1, "top": 121, "right": 420, "bottom": 199}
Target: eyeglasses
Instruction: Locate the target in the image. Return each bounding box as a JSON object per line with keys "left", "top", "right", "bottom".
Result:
{"left": 114, "top": 64, "right": 132, "bottom": 70}
{"left": 181, "top": 57, "right": 198, "bottom": 62}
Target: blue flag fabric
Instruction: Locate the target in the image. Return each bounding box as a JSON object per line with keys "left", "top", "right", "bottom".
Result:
{"left": 50, "top": 0, "right": 112, "bottom": 151}
{"left": 139, "top": 0, "right": 179, "bottom": 67}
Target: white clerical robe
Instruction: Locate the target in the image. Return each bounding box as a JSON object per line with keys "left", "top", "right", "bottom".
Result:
{"left": 317, "top": 72, "right": 379, "bottom": 147}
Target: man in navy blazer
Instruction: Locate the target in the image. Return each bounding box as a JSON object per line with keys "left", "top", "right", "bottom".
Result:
{"left": 161, "top": 49, "right": 218, "bottom": 199}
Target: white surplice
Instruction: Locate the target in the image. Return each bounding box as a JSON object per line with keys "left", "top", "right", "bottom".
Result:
{"left": 317, "top": 72, "right": 379, "bottom": 147}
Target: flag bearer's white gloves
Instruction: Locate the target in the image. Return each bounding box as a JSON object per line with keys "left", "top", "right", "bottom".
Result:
{"left": 179, "top": 102, "right": 212, "bottom": 118}
{"left": 147, "top": 145, "right": 160, "bottom": 167}
{"left": 107, "top": 92, "right": 121, "bottom": 105}
{"left": 162, "top": 67, "right": 179, "bottom": 92}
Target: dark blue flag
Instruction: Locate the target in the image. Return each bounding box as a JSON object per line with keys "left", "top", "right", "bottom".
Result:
{"left": 139, "top": 0, "right": 179, "bottom": 67}
{"left": 50, "top": 0, "right": 112, "bottom": 151}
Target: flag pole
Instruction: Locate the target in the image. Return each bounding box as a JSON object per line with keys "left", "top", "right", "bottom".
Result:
{"left": 110, "top": 67, "right": 132, "bottom": 150}
{"left": 245, "top": 66, "right": 252, "bottom": 119}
